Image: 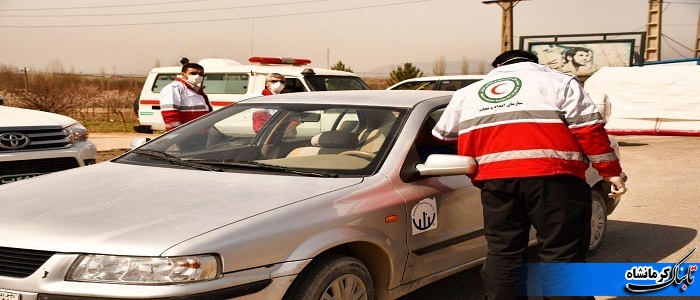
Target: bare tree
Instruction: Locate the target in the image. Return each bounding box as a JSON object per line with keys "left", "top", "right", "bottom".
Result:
{"left": 461, "top": 56, "right": 470, "bottom": 75}
{"left": 15, "top": 73, "right": 93, "bottom": 114}
{"left": 432, "top": 55, "right": 446, "bottom": 76}
{"left": 154, "top": 58, "right": 162, "bottom": 68}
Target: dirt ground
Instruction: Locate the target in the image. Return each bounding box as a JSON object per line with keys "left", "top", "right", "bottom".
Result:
{"left": 96, "top": 149, "right": 129, "bottom": 162}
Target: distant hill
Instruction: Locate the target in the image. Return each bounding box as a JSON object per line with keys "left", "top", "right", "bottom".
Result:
{"left": 356, "top": 59, "right": 493, "bottom": 77}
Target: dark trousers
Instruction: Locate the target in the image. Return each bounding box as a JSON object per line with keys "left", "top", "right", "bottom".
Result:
{"left": 480, "top": 175, "right": 594, "bottom": 300}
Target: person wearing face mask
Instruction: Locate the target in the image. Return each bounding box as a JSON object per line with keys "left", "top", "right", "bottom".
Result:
{"left": 159, "top": 63, "right": 212, "bottom": 131}
{"left": 252, "top": 73, "right": 286, "bottom": 133}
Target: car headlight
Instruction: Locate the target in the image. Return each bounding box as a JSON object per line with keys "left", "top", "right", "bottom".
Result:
{"left": 66, "top": 254, "right": 221, "bottom": 284}
{"left": 64, "top": 123, "right": 89, "bottom": 142}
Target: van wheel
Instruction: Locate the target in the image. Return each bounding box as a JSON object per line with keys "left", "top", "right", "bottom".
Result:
{"left": 285, "top": 254, "right": 373, "bottom": 300}
{"left": 588, "top": 190, "right": 607, "bottom": 256}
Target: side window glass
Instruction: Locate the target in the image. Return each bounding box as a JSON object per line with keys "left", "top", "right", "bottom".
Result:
{"left": 437, "top": 80, "right": 479, "bottom": 91}
{"left": 392, "top": 81, "right": 437, "bottom": 90}
{"left": 152, "top": 74, "right": 177, "bottom": 93}
{"left": 282, "top": 77, "right": 307, "bottom": 93}
{"left": 204, "top": 74, "right": 249, "bottom": 94}
{"left": 415, "top": 108, "right": 456, "bottom": 162}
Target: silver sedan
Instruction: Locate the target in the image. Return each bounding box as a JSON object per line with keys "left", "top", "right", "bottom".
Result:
{"left": 0, "top": 90, "right": 623, "bottom": 300}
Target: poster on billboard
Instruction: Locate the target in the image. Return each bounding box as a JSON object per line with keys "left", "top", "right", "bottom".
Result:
{"left": 528, "top": 40, "right": 635, "bottom": 77}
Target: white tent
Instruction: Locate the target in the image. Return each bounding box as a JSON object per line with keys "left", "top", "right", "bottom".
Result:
{"left": 584, "top": 66, "right": 700, "bottom": 136}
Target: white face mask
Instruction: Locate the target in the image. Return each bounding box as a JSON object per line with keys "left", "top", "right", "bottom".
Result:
{"left": 186, "top": 74, "right": 204, "bottom": 86}
{"left": 270, "top": 82, "right": 285, "bottom": 93}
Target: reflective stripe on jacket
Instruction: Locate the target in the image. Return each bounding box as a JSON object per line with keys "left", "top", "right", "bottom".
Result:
{"left": 433, "top": 62, "right": 622, "bottom": 183}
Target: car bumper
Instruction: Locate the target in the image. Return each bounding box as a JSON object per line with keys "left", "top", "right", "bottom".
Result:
{"left": 0, "top": 141, "right": 97, "bottom": 184}
{"left": 0, "top": 254, "right": 308, "bottom": 300}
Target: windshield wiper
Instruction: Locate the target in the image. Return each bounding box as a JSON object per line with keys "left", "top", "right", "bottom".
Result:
{"left": 194, "top": 159, "right": 339, "bottom": 178}
{"left": 131, "top": 149, "right": 224, "bottom": 172}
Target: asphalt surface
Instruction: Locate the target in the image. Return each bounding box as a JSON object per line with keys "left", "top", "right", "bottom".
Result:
{"left": 90, "top": 134, "right": 700, "bottom": 299}
{"left": 400, "top": 135, "right": 700, "bottom": 300}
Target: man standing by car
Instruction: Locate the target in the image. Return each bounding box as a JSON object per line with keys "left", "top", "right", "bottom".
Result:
{"left": 433, "top": 50, "right": 627, "bottom": 299}
{"left": 160, "top": 63, "right": 212, "bottom": 131}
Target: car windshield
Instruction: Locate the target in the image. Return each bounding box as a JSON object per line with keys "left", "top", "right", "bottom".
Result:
{"left": 306, "top": 76, "right": 371, "bottom": 91}
{"left": 117, "top": 103, "right": 407, "bottom": 177}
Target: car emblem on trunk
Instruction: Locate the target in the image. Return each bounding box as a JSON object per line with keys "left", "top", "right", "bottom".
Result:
{"left": 0, "top": 132, "right": 31, "bottom": 150}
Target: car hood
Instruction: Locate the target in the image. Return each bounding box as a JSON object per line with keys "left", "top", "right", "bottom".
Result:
{"left": 0, "top": 162, "right": 363, "bottom": 256}
{"left": 0, "top": 105, "right": 77, "bottom": 127}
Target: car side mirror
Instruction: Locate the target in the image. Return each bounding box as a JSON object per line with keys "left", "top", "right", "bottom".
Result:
{"left": 130, "top": 137, "right": 151, "bottom": 149}
{"left": 416, "top": 154, "right": 476, "bottom": 176}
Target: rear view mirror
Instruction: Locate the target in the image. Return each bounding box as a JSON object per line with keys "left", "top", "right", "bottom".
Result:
{"left": 292, "top": 112, "right": 321, "bottom": 122}
{"left": 416, "top": 154, "right": 476, "bottom": 176}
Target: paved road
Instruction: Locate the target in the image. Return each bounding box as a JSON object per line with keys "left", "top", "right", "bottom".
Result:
{"left": 400, "top": 135, "right": 700, "bottom": 300}
{"left": 91, "top": 133, "right": 700, "bottom": 299}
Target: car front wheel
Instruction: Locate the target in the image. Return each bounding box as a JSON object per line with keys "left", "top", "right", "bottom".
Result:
{"left": 285, "top": 254, "right": 374, "bottom": 300}
{"left": 588, "top": 190, "right": 607, "bottom": 255}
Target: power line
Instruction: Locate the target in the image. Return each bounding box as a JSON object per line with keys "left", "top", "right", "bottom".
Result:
{"left": 0, "top": 0, "right": 336, "bottom": 17}
{"left": 0, "top": 0, "right": 210, "bottom": 11}
{"left": 662, "top": 35, "right": 691, "bottom": 58}
{"left": 665, "top": 1, "right": 700, "bottom": 4}
{"left": 0, "top": 0, "right": 432, "bottom": 28}
{"left": 662, "top": 33, "right": 695, "bottom": 52}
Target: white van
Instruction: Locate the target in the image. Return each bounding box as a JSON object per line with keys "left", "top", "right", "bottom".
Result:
{"left": 387, "top": 74, "right": 485, "bottom": 91}
{"left": 134, "top": 57, "right": 371, "bottom": 133}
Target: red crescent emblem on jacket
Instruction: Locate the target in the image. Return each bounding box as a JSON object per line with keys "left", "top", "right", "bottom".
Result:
{"left": 490, "top": 83, "right": 507, "bottom": 95}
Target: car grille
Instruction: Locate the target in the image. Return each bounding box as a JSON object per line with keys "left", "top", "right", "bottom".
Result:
{"left": 0, "top": 126, "right": 70, "bottom": 153}
{"left": 0, "top": 157, "right": 80, "bottom": 176}
{"left": 0, "top": 246, "right": 56, "bottom": 278}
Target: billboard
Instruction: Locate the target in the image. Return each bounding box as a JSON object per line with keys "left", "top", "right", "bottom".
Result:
{"left": 528, "top": 40, "right": 635, "bottom": 77}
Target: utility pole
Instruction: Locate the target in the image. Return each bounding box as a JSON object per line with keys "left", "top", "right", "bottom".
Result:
{"left": 483, "top": 0, "right": 524, "bottom": 52}
{"left": 645, "top": 0, "right": 663, "bottom": 62}
{"left": 21, "top": 67, "right": 29, "bottom": 90}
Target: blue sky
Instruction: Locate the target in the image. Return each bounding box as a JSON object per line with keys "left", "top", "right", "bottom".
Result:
{"left": 1, "top": 0, "right": 698, "bottom": 76}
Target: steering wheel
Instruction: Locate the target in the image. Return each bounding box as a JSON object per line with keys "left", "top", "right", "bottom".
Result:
{"left": 339, "top": 150, "right": 376, "bottom": 160}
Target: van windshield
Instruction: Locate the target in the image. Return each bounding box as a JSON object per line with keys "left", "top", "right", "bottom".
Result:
{"left": 306, "top": 76, "right": 371, "bottom": 91}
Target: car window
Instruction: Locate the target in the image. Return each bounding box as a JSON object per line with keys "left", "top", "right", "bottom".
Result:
{"left": 281, "top": 77, "right": 307, "bottom": 93}
{"left": 152, "top": 73, "right": 178, "bottom": 93}
{"left": 151, "top": 73, "right": 250, "bottom": 94}
{"left": 203, "top": 73, "right": 249, "bottom": 94}
{"left": 306, "top": 76, "right": 370, "bottom": 91}
{"left": 436, "top": 80, "right": 480, "bottom": 91}
{"left": 391, "top": 81, "right": 437, "bottom": 90}
{"left": 413, "top": 107, "right": 457, "bottom": 163}
{"left": 118, "top": 103, "right": 406, "bottom": 177}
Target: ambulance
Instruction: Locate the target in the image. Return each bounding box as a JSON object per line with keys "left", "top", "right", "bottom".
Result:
{"left": 134, "top": 57, "right": 371, "bottom": 133}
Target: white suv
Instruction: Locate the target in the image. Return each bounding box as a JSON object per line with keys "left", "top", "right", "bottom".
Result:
{"left": 134, "top": 57, "right": 371, "bottom": 133}
{"left": 0, "top": 106, "right": 97, "bottom": 185}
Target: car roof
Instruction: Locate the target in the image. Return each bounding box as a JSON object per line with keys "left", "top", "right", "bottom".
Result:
{"left": 150, "top": 64, "right": 356, "bottom": 77}
{"left": 237, "top": 90, "right": 454, "bottom": 108}
{"left": 395, "top": 74, "right": 486, "bottom": 82}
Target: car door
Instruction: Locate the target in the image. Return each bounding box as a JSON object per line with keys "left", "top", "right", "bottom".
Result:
{"left": 392, "top": 107, "right": 489, "bottom": 283}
